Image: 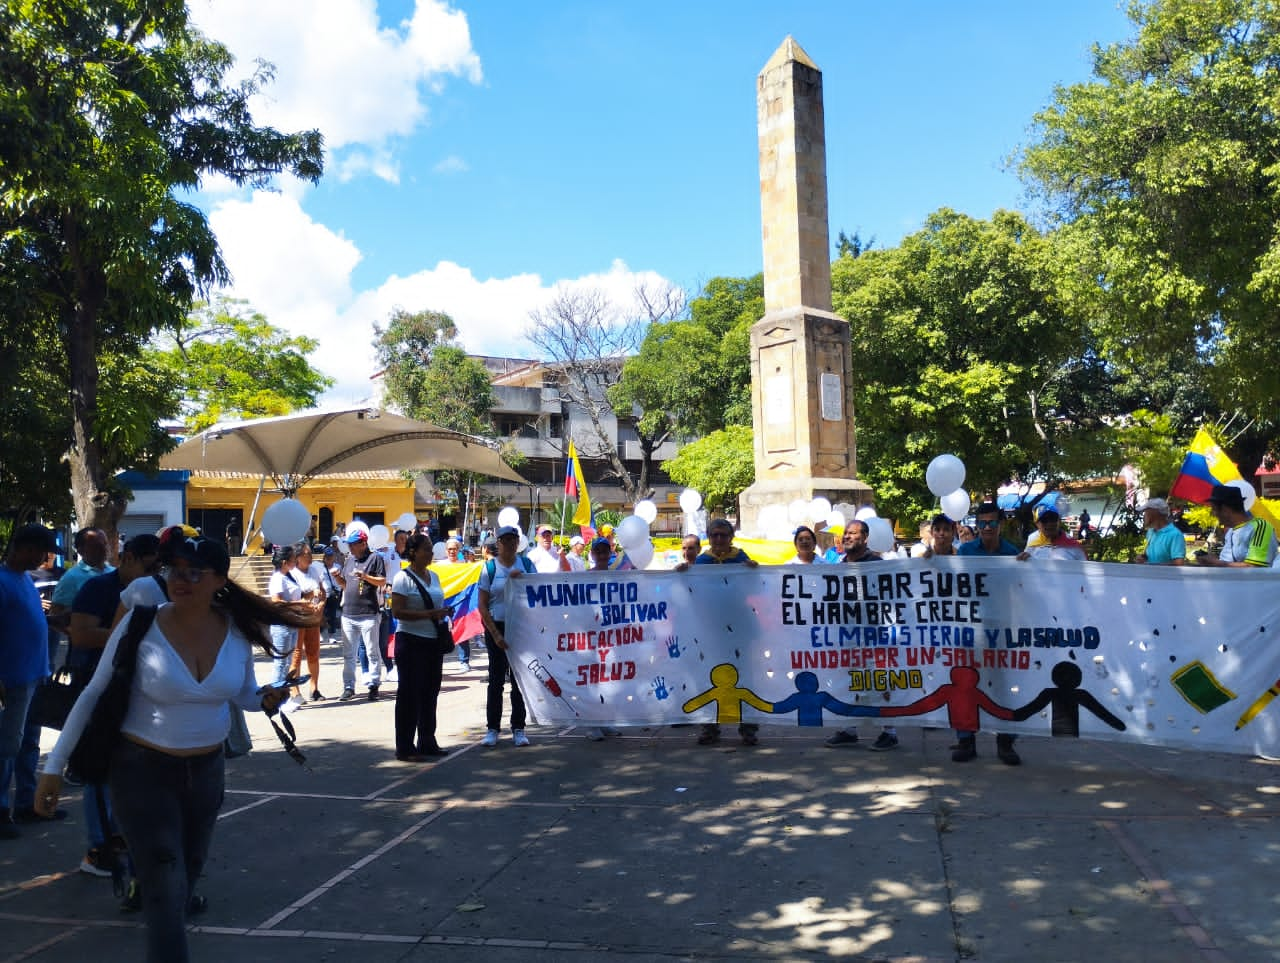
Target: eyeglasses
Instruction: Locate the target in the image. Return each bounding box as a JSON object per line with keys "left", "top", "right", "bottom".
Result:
{"left": 976, "top": 520, "right": 1000, "bottom": 530}
{"left": 161, "top": 565, "right": 212, "bottom": 584}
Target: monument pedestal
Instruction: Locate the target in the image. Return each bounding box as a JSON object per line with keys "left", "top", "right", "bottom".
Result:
{"left": 739, "top": 305, "right": 872, "bottom": 535}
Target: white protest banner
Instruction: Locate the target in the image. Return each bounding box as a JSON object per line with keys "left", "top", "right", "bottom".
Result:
{"left": 503, "top": 558, "right": 1280, "bottom": 756}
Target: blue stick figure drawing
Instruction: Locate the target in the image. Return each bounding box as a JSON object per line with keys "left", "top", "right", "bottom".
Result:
{"left": 770, "top": 671, "right": 882, "bottom": 727}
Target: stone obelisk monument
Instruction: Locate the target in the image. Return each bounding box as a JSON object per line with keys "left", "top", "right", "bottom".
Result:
{"left": 739, "top": 36, "right": 870, "bottom": 534}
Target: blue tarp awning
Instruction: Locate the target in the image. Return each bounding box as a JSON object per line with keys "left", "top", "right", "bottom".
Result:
{"left": 996, "top": 490, "right": 1067, "bottom": 513}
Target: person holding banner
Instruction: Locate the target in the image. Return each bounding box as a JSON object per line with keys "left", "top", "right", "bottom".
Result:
{"left": 787, "top": 526, "right": 822, "bottom": 564}
{"left": 1197, "top": 484, "right": 1277, "bottom": 568}
{"left": 676, "top": 518, "right": 760, "bottom": 746}
{"left": 826, "top": 520, "right": 899, "bottom": 752}
{"left": 957, "top": 503, "right": 1020, "bottom": 557}
{"left": 478, "top": 527, "right": 534, "bottom": 748}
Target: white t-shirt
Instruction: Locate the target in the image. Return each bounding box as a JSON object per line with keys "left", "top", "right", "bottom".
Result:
{"left": 477, "top": 557, "right": 532, "bottom": 622}
{"left": 44, "top": 606, "right": 261, "bottom": 773}
{"left": 526, "top": 544, "right": 562, "bottom": 573}
{"left": 565, "top": 552, "right": 587, "bottom": 572}
{"left": 119, "top": 573, "right": 169, "bottom": 610}
{"left": 268, "top": 570, "right": 302, "bottom": 602}
{"left": 390, "top": 569, "right": 443, "bottom": 639}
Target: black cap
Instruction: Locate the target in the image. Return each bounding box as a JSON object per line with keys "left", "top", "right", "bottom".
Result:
{"left": 1207, "top": 484, "right": 1245, "bottom": 512}
{"left": 10, "top": 524, "right": 57, "bottom": 552}
{"left": 169, "top": 537, "right": 230, "bottom": 575}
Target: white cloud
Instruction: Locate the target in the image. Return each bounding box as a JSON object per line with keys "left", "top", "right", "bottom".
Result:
{"left": 207, "top": 193, "right": 681, "bottom": 403}
{"left": 432, "top": 154, "right": 469, "bottom": 174}
{"left": 188, "top": 0, "right": 481, "bottom": 177}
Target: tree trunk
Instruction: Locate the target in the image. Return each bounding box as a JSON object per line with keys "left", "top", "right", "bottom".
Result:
{"left": 64, "top": 216, "right": 123, "bottom": 551}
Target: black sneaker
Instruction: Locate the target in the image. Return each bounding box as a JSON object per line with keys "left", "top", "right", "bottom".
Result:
{"left": 870, "top": 732, "right": 899, "bottom": 751}
{"left": 996, "top": 734, "right": 1022, "bottom": 766}
{"left": 824, "top": 729, "right": 859, "bottom": 747}
{"left": 368, "top": 685, "right": 380, "bottom": 701}
{"left": 338, "top": 688, "right": 356, "bottom": 702}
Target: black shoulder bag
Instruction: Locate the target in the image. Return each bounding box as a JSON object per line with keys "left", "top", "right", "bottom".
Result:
{"left": 68, "top": 605, "right": 157, "bottom": 785}
{"left": 404, "top": 570, "right": 454, "bottom": 655}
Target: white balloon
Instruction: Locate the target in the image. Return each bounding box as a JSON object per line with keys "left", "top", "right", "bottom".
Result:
{"left": 261, "top": 498, "right": 311, "bottom": 546}
{"left": 809, "top": 497, "right": 832, "bottom": 520}
{"left": 634, "top": 499, "right": 658, "bottom": 524}
{"left": 517, "top": 532, "right": 529, "bottom": 552}
{"left": 787, "top": 499, "right": 810, "bottom": 524}
{"left": 855, "top": 505, "right": 878, "bottom": 520}
{"left": 866, "top": 517, "right": 895, "bottom": 554}
{"left": 347, "top": 520, "right": 370, "bottom": 539}
{"left": 396, "top": 512, "right": 418, "bottom": 532}
{"left": 825, "top": 509, "right": 846, "bottom": 531}
{"left": 336, "top": 538, "right": 350, "bottom": 555}
{"left": 616, "top": 515, "right": 650, "bottom": 549}
{"left": 432, "top": 542, "right": 447, "bottom": 560}
{"left": 926, "top": 454, "right": 966, "bottom": 498}
{"left": 940, "top": 489, "right": 971, "bottom": 522}
{"left": 367, "top": 524, "right": 391, "bottom": 550}
{"left": 626, "top": 540, "right": 655, "bottom": 570}
{"left": 1227, "top": 478, "right": 1258, "bottom": 511}
{"left": 497, "top": 506, "right": 520, "bottom": 528}
{"left": 678, "top": 488, "right": 702, "bottom": 513}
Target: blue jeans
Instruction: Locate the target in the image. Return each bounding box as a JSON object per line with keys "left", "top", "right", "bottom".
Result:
{"left": 340, "top": 615, "right": 382, "bottom": 690}
{"left": 0, "top": 680, "right": 36, "bottom": 812}
{"left": 110, "top": 740, "right": 224, "bottom": 963}
{"left": 68, "top": 647, "right": 114, "bottom": 844}
{"left": 269, "top": 625, "right": 298, "bottom": 686}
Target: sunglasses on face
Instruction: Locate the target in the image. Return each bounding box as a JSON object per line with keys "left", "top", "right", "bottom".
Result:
{"left": 161, "top": 565, "right": 213, "bottom": 584}
{"left": 976, "top": 520, "right": 1000, "bottom": 529}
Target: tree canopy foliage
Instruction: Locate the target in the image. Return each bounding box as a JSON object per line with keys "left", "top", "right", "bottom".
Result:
{"left": 663, "top": 426, "right": 755, "bottom": 515}
{"left": 373, "top": 309, "right": 495, "bottom": 435}
{"left": 1020, "top": 0, "right": 1280, "bottom": 417}
{"left": 832, "top": 209, "right": 1088, "bottom": 522}
{"left": 0, "top": 0, "right": 323, "bottom": 532}
{"left": 150, "top": 298, "right": 333, "bottom": 431}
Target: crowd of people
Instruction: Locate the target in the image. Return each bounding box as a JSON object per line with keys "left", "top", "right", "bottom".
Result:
{"left": 0, "top": 481, "right": 1275, "bottom": 960}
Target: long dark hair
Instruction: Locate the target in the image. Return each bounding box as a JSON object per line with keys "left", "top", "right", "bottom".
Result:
{"left": 271, "top": 545, "right": 296, "bottom": 569}
{"left": 216, "top": 581, "right": 318, "bottom": 655}
{"left": 404, "top": 532, "right": 432, "bottom": 565}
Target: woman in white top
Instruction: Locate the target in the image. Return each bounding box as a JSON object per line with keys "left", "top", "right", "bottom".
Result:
{"left": 388, "top": 533, "right": 454, "bottom": 761}
{"left": 35, "top": 536, "right": 313, "bottom": 963}
{"left": 787, "top": 525, "right": 821, "bottom": 564}
{"left": 287, "top": 542, "right": 328, "bottom": 701}
{"left": 267, "top": 545, "right": 303, "bottom": 685}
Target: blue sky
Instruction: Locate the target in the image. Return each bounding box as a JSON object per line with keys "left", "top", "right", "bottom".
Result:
{"left": 188, "top": 1, "right": 1133, "bottom": 401}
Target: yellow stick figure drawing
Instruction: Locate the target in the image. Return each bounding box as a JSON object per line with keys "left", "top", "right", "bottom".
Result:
{"left": 682, "top": 663, "right": 772, "bottom": 724}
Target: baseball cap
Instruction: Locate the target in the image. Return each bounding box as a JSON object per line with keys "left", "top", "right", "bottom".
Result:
{"left": 496, "top": 525, "right": 520, "bottom": 539}
{"left": 591, "top": 537, "right": 612, "bottom": 552}
{"left": 345, "top": 530, "right": 369, "bottom": 544}
{"left": 169, "top": 536, "right": 230, "bottom": 575}
{"left": 1036, "top": 506, "right": 1060, "bottom": 520}
{"left": 1138, "top": 497, "right": 1170, "bottom": 516}
{"left": 569, "top": 535, "right": 584, "bottom": 547}
{"left": 536, "top": 524, "right": 553, "bottom": 535}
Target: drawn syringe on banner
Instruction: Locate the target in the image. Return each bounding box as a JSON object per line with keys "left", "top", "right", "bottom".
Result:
{"left": 1236, "top": 678, "right": 1280, "bottom": 730}
{"left": 528, "top": 658, "right": 579, "bottom": 716}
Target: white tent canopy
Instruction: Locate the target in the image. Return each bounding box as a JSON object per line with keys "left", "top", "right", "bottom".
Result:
{"left": 160, "top": 406, "right": 526, "bottom": 496}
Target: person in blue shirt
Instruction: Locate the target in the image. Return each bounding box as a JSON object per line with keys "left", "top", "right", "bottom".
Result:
{"left": 956, "top": 502, "right": 1020, "bottom": 557}
{"left": 0, "top": 525, "right": 58, "bottom": 840}
{"left": 1134, "top": 498, "right": 1186, "bottom": 565}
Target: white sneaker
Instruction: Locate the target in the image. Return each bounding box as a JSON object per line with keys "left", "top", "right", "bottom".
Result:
{"left": 481, "top": 729, "right": 499, "bottom": 747}
{"left": 512, "top": 730, "right": 531, "bottom": 748}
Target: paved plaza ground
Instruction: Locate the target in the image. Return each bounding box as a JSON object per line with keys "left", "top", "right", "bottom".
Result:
{"left": 0, "top": 643, "right": 1275, "bottom": 962}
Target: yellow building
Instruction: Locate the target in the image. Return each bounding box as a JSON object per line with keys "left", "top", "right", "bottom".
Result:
{"left": 185, "top": 470, "right": 417, "bottom": 553}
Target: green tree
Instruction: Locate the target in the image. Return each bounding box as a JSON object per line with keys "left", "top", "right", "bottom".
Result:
{"left": 613, "top": 274, "right": 763, "bottom": 445}
{"left": 663, "top": 426, "right": 755, "bottom": 516}
{"left": 0, "top": 1, "right": 323, "bottom": 538}
{"left": 1019, "top": 0, "right": 1280, "bottom": 417}
{"left": 373, "top": 308, "right": 495, "bottom": 435}
{"left": 150, "top": 298, "right": 333, "bottom": 431}
{"left": 832, "top": 209, "right": 1085, "bottom": 524}
{"left": 373, "top": 308, "right": 500, "bottom": 525}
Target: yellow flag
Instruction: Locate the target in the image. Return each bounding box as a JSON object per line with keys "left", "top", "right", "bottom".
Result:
{"left": 566, "top": 440, "right": 592, "bottom": 528}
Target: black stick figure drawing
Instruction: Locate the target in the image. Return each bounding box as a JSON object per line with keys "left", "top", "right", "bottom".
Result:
{"left": 1011, "top": 661, "right": 1126, "bottom": 736}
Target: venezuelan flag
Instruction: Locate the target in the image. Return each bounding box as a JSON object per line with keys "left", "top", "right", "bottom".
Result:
{"left": 429, "top": 561, "right": 484, "bottom": 643}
